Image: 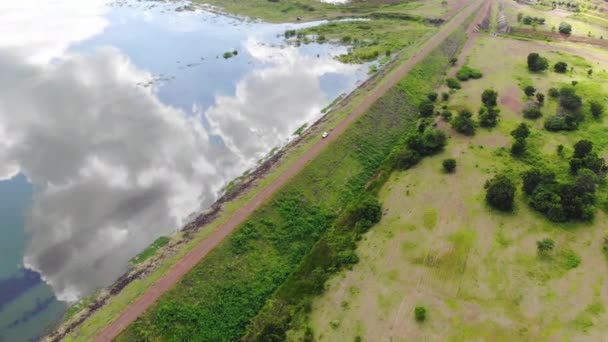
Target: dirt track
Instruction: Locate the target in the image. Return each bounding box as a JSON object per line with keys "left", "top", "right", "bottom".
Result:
{"left": 93, "top": 1, "right": 487, "bottom": 340}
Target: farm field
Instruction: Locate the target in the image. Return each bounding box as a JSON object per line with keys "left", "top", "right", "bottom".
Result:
{"left": 306, "top": 35, "right": 608, "bottom": 341}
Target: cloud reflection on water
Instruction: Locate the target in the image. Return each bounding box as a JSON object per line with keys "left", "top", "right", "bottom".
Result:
{"left": 0, "top": 37, "right": 360, "bottom": 300}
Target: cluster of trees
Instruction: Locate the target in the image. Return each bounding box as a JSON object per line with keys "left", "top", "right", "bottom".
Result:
{"left": 522, "top": 15, "right": 546, "bottom": 25}
{"left": 395, "top": 127, "right": 448, "bottom": 170}
{"left": 456, "top": 65, "right": 483, "bottom": 81}
{"left": 522, "top": 140, "right": 605, "bottom": 222}
{"left": 479, "top": 89, "right": 500, "bottom": 128}
{"left": 521, "top": 86, "right": 544, "bottom": 119}
{"left": 451, "top": 109, "right": 476, "bottom": 135}
{"left": 544, "top": 86, "right": 583, "bottom": 131}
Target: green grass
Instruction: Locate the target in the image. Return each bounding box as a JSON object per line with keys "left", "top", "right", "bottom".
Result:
{"left": 294, "top": 19, "right": 433, "bottom": 63}
{"left": 193, "top": 0, "right": 447, "bottom": 23}
{"left": 130, "top": 237, "right": 170, "bottom": 264}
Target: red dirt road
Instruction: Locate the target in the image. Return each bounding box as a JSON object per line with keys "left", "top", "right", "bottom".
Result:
{"left": 93, "top": 1, "right": 487, "bottom": 341}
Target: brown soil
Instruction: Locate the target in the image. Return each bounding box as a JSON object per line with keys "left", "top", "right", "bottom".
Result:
{"left": 87, "top": 1, "right": 489, "bottom": 341}
{"left": 500, "top": 86, "right": 524, "bottom": 113}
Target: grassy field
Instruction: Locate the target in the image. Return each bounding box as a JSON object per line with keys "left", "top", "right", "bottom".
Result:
{"left": 307, "top": 36, "right": 608, "bottom": 341}
{"left": 193, "top": 0, "right": 452, "bottom": 22}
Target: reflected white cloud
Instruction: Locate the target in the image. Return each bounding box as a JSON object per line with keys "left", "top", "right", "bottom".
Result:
{"left": 0, "top": 37, "right": 360, "bottom": 301}
{"left": 0, "top": 0, "right": 109, "bottom": 64}
{"left": 206, "top": 39, "right": 358, "bottom": 164}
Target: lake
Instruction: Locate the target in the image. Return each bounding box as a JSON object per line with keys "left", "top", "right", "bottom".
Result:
{"left": 0, "top": 0, "right": 370, "bottom": 340}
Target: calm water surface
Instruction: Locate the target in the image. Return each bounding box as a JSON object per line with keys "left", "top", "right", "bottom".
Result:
{"left": 0, "top": 1, "right": 369, "bottom": 340}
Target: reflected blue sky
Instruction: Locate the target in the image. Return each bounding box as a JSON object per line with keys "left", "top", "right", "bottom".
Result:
{"left": 0, "top": 1, "right": 369, "bottom": 340}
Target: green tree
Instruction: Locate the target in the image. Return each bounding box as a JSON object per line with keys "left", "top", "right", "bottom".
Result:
{"left": 511, "top": 123, "right": 531, "bottom": 140}
{"left": 427, "top": 92, "right": 438, "bottom": 102}
{"left": 527, "top": 53, "right": 549, "bottom": 72}
{"left": 523, "top": 106, "right": 542, "bottom": 119}
{"left": 524, "top": 86, "right": 536, "bottom": 97}
{"left": 559, "top": 22, "right": 572, "bottom": 34}
{"left": 485, "top": 175, "right": 516, "bottom": 212}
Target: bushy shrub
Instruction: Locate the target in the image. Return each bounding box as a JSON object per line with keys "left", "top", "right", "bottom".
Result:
{"left": 414, "top": 306, "right": 427, "bottom": 322}
{"left": 478, "top": 106, "right": 500, "bottom": 128}
{"left": 442, "top": 158, "right": 456, "bottom": 173}
{"left": 427, "top": 92, "right": 438, "bottom": 102}
{"left": 559, "top": 22, "right": 572, "bottom": 34}
{"left": 590, "top": 100, "right": 604, "bottom": 118}
{"left": 554, "top": 61, "right": 568, "bottom": 73}
{"left": 511, "top": 138, "right": 527, "bottom": 156}
{"left": 451, "top": 109, "right": 476, "bottom": 135}
{"left": 441, "top": 110, "right": 452, "bottom": 121}
{"left": 481, "top": 89, "right": 498, "bottom": 107}
{"left": 418, "top": 99, "right": 435, "bottom": 117}
{"left": 548, "top": 87, "right": 559, "bottom": 98}
{"left": 442, "top": 92, "right": 450, "bottom": 101}
{"left": 537, "top": 238, "right": 555, "bottom": 254}
{"left": 536, "top": 93, "right": 545, "bottom": 105}
{"left": 446, "top": 78, "right": 461, "bottom": 89}
{"left": 511, "top": 123, "right": 531, "bottom": 140}
{"left": 523, "top": 106, "right": 542, "bottom": 119}
{"left": 524, "top": 85, "right": 536, "bottom": 97}
{"left": 406, "top": 128, "right": 447, "bottom": 156}
{"left": 395, "top": 149, "right": 421, "bottom": 170}
{"left": 544, "top": 114, "right": 578, "bottom": 131}
{"left": 456, "top": 65, "right": 483, "bottom": 81}
{"left": 485, "top": 175, "right": 516, "bottom": 212}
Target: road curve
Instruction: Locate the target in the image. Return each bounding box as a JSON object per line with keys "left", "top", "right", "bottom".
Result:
{"left": 93, "top": 1, "right": 488, "bottom": 340}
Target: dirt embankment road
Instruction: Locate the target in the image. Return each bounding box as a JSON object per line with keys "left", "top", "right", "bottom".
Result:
{"left": 93, "top": 1, "right": 487, "bottom": 341}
